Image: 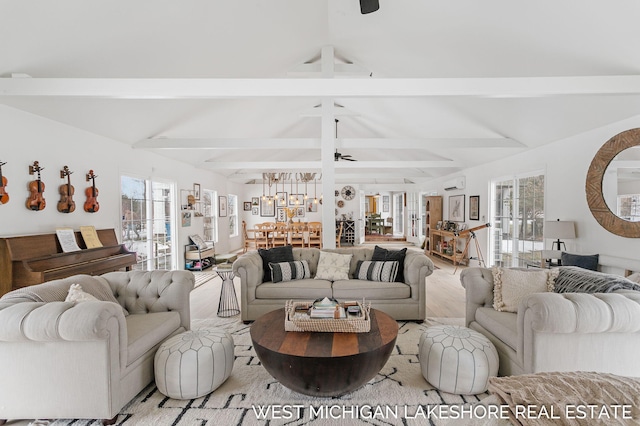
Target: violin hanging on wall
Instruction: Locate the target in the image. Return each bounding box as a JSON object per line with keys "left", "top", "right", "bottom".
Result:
{"left": 84, "top": 169, "right": 99, "bottom": 213}
{"left": 0, "top": 161, "right": 8, "bottom": 205}
{"left": 26, "top": 161, "right": 46, "bottom": 211}
{"left": 57, "top": 166, "right": 76, "bottom": 213}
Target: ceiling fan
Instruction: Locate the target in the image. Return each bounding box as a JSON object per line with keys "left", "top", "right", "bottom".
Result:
{"left": 335, "top": 150, "right": 357, "bottom": 162}
{"left": 334, "top": 119, "right": 358, "bottom": 162}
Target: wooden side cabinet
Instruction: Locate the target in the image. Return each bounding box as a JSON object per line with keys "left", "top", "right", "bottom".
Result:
{"left": 430, "top": 229, "right": 469, "bottom": 266}
{"left": 424, "top": 196, "right": 442, "bottom": 254}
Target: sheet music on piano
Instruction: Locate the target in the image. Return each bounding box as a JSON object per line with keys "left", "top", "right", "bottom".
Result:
{"left": 80, "top": 225, "right": 103, "bottom": 249}
{"left": 55, "top": 227, "right": 82, "bottom": 252}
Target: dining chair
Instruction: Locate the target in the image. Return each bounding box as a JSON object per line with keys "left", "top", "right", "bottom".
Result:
{"left": 242, "top": 220, "right": 257, "bottom": 253}
{"left": 254, "top": 222, "right": 273, "bottom": 249}
{"left": 289, "top": 222, "right": 306, "bottom": 247}
{"left": 307, "top": 222, "right": 322, "bottom": 248}
{"left": 272, "top": 222, "right": 289, "bottom": 247}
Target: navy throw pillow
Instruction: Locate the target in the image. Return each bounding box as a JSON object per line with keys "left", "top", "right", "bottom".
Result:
{"left": 258, "top": 245, "right": 294, "bottom": 282}
{"left": 371, "top": 246, "right": 407, "bottom": 282}
{"left": 560, "top": 252, "right": 599, "bottom": 271}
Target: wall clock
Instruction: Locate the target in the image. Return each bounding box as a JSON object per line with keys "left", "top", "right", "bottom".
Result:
{"left": 337, "top": 200, "right": 345, "bottom": 208}
{"left": 341, "top": 185, "right": 355, "bottom": 200}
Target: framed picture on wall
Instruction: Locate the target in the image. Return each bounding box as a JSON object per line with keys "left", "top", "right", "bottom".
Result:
{"left": 382, "top": 203, "right": 389, "bottom": 212}
{"left": 289, "top": 194, "right": 304, "bottom": 206}
{"left": 219, "top": 196, "right": 228, "bottom": 217}
{"left": 252, "top": 197, "right": 260, "bottom": 206}
{"left": 243, "top": 201, "right": 251, "bottom": 211}
{"left": 260, "top": 198, "right": 275, "bottom": 217}
{"left": 469, "top": 195, "right": 480, "bottom": 221}
{"left": 276, "top": 207, "right": 287, "bottom": 222}
{"left": 449, "top": 194, "right": 465, "bottom": 222}
{"left": 296, "top": 207, "right": 305, "bottom": 217}
{"left": 306, "top": 200, "right": 318, "bottom": 212}
{"left": 193, "top": 183, "right": 201, "bottom": 200}
{"left": 252, "top": 206, "right": 259, "bottom": 215}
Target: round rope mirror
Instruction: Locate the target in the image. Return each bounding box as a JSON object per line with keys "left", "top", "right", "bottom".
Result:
{"left": 586, "top": 128, "right": 640, "bottom": 238}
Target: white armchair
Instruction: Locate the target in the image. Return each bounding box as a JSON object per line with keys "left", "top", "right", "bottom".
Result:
{"left": 0, "top": 270, "right": 194, "bottom": 424}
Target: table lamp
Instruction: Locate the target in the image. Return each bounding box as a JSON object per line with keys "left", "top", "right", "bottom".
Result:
{"left": 544, "top": 219, "right": 576, "bottom": 251}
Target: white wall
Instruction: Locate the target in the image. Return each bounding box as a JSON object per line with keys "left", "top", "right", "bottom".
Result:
{"left": 0, "top": 105, "right": 238, "bottom": 263}
{"left": 426, "top": 115, "right": 640, "bottom": 267}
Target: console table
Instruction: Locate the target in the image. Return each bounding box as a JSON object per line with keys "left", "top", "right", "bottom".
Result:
{"left": 430, "top": 229, "right": 469, "bottom": 266}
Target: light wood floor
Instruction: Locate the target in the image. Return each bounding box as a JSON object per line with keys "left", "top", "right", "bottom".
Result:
{"left": 190, "top": 245, "right": 468, "bottom": 320}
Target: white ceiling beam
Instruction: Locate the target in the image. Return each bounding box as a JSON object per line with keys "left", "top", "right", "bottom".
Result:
{"left": 134, "top": 138, "right": 321, "bottom": 149}
{"left": 135, "top": 137, "right": 520, "bottom": 149}
{"left": 338, "top": 137, "right": 523, "bottom": 149}
{"left": 203, "top": 160, "right": 461, "bottom": 169}
{"left": 288, "top": 63, "right": 372, "bottom": 77}
{"left": 2, "top": 76, "right": 640, "bottom": 99}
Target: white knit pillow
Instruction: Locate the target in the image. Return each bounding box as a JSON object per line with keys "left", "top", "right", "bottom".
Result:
{"left": 492, "top": 267, "right": 558, "bottom": 312}
{"left": 65, "top": 283, "right": 100, "bottom": 304}
{"left": 314, "top": 251, "right": 353, "bottom": 281}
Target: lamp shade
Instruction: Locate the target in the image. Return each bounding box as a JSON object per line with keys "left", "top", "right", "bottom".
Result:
{"left": 544, "top": 220, "right": 576, "bottom": 239}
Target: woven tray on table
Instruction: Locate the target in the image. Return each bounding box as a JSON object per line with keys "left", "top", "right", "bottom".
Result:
{"left": 284, "top": 300, "right": 371, "bottom": 333}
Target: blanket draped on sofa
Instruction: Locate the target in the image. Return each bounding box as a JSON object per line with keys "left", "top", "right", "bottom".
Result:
{"left": 554, "top": 266, "right": 640, "bottom": 294}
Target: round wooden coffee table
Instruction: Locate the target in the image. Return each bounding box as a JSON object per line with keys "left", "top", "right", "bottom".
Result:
{"left": 250, "top": 308, "right": 398, "bottom": 397}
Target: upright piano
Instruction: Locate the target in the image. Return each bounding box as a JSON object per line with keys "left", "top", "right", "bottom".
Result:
{"left": 0, "top": 228, "right": 136, "bottom": 296}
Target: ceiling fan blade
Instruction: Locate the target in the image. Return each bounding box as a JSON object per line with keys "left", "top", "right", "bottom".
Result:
{"left": 360, "top": 0, "right": 379, "bottom": 14}
{"left": 343, "top": 157, "right": 358, "bottom": 161}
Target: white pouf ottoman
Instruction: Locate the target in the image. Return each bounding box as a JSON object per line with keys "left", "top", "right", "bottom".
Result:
{"left": 419, "top": 325, "right": 498, "bottom": 395}
{"left": 155, "top": 327, "right": 234, "bottom": 399}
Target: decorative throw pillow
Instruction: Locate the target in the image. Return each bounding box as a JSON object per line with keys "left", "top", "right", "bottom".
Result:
{"left": 258, "top": 245, "right": 294, "bottom": 282}
{"left": 354, "top": 260, "right": 399, "bottom": 282}
{"left": 561, "top": 252, "right": 599, "bottom": 271}
{"left": 269, "top": 260, "right": 311, "bottom": 283}
{"left": 314, "top": 251, "right": 353, "bottom": 281}
{"left": 189, "top": 234, "right": 208, "bottom": 250}
{"left": 372, "top": 246, "right": 407, "bottom": 282}
{"left": 65, "top": 283, "right": 100, "bottom": 304}
{"left": 492, "top": 267, "right": 558, "bottom": 312}
{"left": 628, "top": 272, "right": 640, "bottom": 284}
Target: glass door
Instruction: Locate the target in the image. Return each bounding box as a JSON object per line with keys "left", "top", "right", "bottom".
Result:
{"left": 490, "top": 172, "right": 545, "bottom": 267}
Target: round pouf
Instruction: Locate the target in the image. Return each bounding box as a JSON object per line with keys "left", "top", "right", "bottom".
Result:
{"left": 419, "top": 325, "right": 498, "bottom": 395}
{"left": 154, "top": 327, "right": 234, "bottom": 399}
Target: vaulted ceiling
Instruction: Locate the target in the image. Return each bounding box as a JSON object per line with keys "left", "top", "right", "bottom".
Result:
{"left": 1, "top": 1, "right": 640, "bottom": 187}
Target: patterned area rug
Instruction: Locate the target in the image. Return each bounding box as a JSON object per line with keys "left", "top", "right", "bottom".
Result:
{"left": 37, "top": 317, "right": 492, "bottom": 426}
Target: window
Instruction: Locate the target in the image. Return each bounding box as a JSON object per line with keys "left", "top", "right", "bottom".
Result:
{"left": 618, "top": 194, "right": 640, "bottom": 222}
{"left": 202, "top": 189, "right": 218, "bottom": 242}
{"left": 228, "top": 194, "right": 238, "bottom": 237}
{"left": 393, "top": 193, "right": 404, "bottom": 234}
{"left": 489, "top": 172, "right": 545, "bottom": 267}
{"left": 121, "top": 175, "right": 176, "bottom": 270}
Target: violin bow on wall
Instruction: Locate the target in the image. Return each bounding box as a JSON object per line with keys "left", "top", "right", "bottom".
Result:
{"left": 0, "top": 161, "right": 8, "bottom": 205}
{"left": 84, "top": 169, "right": 99, "bottom": 213}
{"left": 57, "top": 165, "right": 76, "bottom": 213}
{"left": 26, "top": 161, "right": 46, "bottom": 211}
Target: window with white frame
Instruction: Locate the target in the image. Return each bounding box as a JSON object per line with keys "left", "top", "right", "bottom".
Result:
{"left": 228, "top": 194, "right": 238, "bottom": 237}
{"left": 202, "top": 189, "right": 218, "bottom": 242}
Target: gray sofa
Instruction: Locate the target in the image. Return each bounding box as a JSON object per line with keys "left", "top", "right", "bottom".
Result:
{"left": 460, "top": 267, "right": 640, "bottom": 377}
{"left": 0, "top": 270, "right": 194, "bottom": 424}
{"left": 232, "top": 247, "right": 434, "bottom": 322}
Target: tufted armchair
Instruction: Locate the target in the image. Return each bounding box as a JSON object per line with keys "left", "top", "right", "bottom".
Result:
{"left": 0, "top": 270, "right": 194, "bottom": 424}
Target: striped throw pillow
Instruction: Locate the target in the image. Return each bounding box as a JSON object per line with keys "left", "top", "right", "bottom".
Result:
{"left": 269, "top": 260, "right": 311, "bottom": 283}
{"left": 354, "top": 260, "right": 399, "bottom": 282}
